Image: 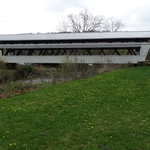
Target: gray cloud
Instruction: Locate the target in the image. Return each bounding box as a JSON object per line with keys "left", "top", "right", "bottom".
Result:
{"left": 0, "top": 0, "right": 150, "bottom": 34}
{"left": 124, "top": 3, "right": 150, "bottom": 31}
{"left": 44, "top": 0, "right": 86, "bottom": 15}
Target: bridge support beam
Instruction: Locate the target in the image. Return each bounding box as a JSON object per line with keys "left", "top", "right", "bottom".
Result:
{"left": 1, "top": 55, "right": 147, "bottom": 64}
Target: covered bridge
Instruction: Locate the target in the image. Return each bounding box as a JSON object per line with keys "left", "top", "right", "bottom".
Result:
{"left": 0, "top": 31, "right": 150, "bottom": 64}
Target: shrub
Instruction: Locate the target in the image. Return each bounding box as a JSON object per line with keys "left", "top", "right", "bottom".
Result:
{"left": 0, "top": 58, "right": 5, "bottom": 69}
{"left": 15, "top": 64, "right": 37, "bottom": 79}
{"left": 0, "top": 70, "right": 14, "bottom": 83}
{"left": 53, "top": 62, "right": 101, "bottom": 83}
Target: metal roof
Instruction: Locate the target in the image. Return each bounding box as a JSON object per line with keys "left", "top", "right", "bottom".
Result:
{"left": 0, "top": 31, "right": 150, "bottom": 41}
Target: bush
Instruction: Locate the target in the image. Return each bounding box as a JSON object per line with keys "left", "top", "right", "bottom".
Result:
{"left": 0, "top": 59, "right": 5, "bottom": 69}
{"left": 15, "top": 64, "right": 37, "bottom": 79}
{"left": 0, "top": 70, "right": 14, "bottom": 83}
{"left": 54, "top": 62, "right": 101, "bottom": 83}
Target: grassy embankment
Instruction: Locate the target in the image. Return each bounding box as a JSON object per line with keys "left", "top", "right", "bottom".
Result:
{"left": 0, "top": 66, "right": 150, "bottom": 150}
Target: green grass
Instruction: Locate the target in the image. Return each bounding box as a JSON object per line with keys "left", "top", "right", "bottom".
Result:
{"left": 0, "top": 66, "right": 150, "bottom": 150}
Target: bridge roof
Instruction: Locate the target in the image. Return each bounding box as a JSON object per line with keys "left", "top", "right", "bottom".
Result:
{"left": 0, "top": 31, "right": 150, "bottom": 43}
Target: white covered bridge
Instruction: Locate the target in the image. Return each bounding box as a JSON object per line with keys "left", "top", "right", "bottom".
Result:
{"left": 0, "top": 31, "right": 150, "bottom": 64}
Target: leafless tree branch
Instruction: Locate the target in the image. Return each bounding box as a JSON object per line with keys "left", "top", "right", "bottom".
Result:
{"left": 102, "top": 17, "right": 126, "bottom": 32}
{"left": 56, "top": 9, "right": 126, "bottom": 32}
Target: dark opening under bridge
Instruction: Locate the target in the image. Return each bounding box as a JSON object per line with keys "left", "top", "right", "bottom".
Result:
{"left": 0, "top": 31, "right": 150, "bottom": 64}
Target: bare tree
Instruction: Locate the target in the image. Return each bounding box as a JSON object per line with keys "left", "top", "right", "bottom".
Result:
{"left": 56, "top": 18, "right": 69, "bottom": 33}
{"left": 102, "top": 17, "right": 125, "bottom": 32}
{"left": 56, "top": 9, "right": 125, "bottom": 32}
{"left": 67, "top": 9, "right": 105, "bottom": 32}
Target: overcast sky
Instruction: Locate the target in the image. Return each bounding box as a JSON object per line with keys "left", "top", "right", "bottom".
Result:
{"left": 0, "top": 0, "right": 150, "bottom": 34}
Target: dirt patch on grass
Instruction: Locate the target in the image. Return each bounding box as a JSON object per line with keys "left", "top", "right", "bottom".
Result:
{"left": 0, "top": 86, "right": 38, "bottom": 99}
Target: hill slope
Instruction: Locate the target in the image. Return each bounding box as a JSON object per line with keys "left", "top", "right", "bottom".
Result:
{"left": 0, "top": 66, "right": 150, "bottom": 150}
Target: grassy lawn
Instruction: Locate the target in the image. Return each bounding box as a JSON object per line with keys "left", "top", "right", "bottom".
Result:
{"left": 0, "top": 66, "right": 150, "bottom": 150}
